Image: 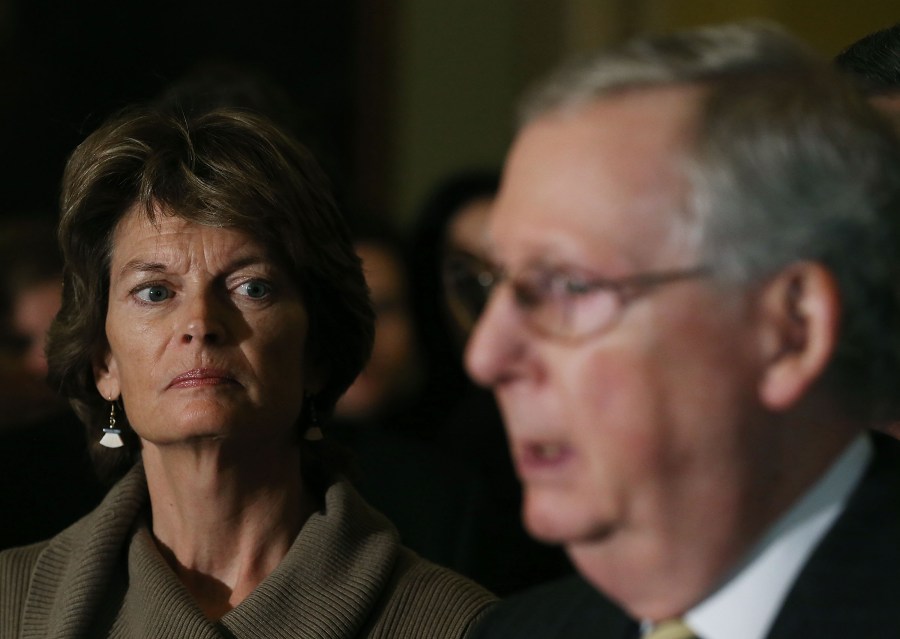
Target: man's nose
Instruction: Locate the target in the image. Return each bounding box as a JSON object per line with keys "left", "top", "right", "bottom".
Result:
{"left": 464, "top": 284, "right": 526, "bottom": 388}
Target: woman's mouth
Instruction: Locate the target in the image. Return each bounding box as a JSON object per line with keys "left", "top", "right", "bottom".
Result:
{"left": 167, "top": 368, "right": 238, "bottom": 389}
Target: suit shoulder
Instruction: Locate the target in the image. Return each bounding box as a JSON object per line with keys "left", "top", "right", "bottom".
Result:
{"left": 469, "top": 573, "right": 634, "bottom": 639}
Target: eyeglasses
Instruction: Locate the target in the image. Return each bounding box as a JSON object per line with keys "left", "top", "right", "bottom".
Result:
{"left": 442, "top": 251, "right": 709, "bottom": 341}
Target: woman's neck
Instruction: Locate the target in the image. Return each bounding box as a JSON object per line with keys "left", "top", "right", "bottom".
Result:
{"left": 140, "top": 439, "right": 318, "bottom": 619}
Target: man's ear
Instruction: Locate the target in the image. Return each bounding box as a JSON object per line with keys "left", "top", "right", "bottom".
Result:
{"left": 757, "top": 262, "right": 840, "bottom": 412}
{"left": 93, "top": 346, "right": 121, "bottom": 400}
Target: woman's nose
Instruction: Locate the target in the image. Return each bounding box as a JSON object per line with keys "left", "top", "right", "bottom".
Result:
{"left": 179, "top": 293, "right": 228, "bottom": 345}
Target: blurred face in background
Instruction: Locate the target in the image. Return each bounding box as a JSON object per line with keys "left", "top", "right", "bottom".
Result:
{"left": 446, "top": 196, "right": 493, "bottom": 259}
{"left": 12, "top": 279, "right": 62, "bottom": 379}
{"left": 335, "top": 241, "right": 420, "bottom": 420}
{"left": 441, "top": 196, "right": 495, "bottom": 346}
{"left": 0, "top": 219, "right": 66, "bottom": 422}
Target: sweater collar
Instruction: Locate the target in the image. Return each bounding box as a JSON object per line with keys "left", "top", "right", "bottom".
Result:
{"left": 219, "top": 480, "right": 401, "bottom": 637}
{"left": 22, "top": 463, "right": 402, "bottom": 639}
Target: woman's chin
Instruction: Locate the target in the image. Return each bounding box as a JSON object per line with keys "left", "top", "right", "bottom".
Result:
{"left": 136, "top": 418, "right": 269, "bottom": 448}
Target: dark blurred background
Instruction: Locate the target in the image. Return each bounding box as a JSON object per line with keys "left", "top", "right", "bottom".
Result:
{"left": 0, "top": 0, "right": 391, "bottom": 216}
{"left": 1, "top": 0, "right": 898, "bottom": 226}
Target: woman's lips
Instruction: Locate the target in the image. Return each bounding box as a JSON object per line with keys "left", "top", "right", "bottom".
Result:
{"left": 167, "top": 368, "right": 238, "bottom": 389}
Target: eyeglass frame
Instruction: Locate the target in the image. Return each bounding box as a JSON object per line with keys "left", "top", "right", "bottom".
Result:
{"left": 442, "top": 252, "right": 711, "bottom": 341}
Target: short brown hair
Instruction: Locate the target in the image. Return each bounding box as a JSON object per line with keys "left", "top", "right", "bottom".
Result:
{"left": 47, "top": 107, "right": 374, "bottom": 482}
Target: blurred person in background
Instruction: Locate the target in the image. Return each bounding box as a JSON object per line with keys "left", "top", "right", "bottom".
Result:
{"left": 0, "top": 215, "right": 67, "bottom": 424}
{"left": 409, "top": 170, "right": 500, "bottom": 411}
{"left": 335, "top": 216, "right": 423, "bottom": 424}
{"left": 409, "top": 173, "right": 573, "bottom": 595}
{"left": 0, "top": 214, "right": 105, "bottom": 551}
{"left": 332, "top": 213, "right": 489, "bottom": 578}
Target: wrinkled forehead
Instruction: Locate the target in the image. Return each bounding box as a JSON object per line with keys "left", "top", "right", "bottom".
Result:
{"left": 108, "top": 202, "right": 275, "bottom": 275}
{"left": 488, "top": 87, "right": 703, "bottom": 274}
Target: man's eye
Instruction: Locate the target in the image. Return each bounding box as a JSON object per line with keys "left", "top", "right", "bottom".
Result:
{"left": 135, "top": 285, "right": 172, "bottom": 303}
{"left": 514, "top": 273, "right": 551, "bottom": 308}
{"left": 237, "top": 280, "right": 272, "bottom": 299}
{"left": 563, "top": 277, "right": 593, "bottom": 295}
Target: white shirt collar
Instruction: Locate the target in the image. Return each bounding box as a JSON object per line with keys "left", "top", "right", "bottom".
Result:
{"left": 675, "top": 434, "right": 872, "bottom": 639}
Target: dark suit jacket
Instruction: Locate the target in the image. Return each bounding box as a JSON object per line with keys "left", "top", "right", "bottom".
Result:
{"left": 472, "top": 432, "right": 900, "bottom": 638}
{"left": 469, "top": 572, "right": 638, "bottom": 639}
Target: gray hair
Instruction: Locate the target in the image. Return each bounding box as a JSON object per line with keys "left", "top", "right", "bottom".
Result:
{"left": 519, "top": 22, "right": 900, "bottom": 425}
{"left": 519, "top": 21, "right": 817, "bottom": 125}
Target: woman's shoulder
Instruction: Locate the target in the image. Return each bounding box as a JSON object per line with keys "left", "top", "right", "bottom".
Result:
{"left": 0, "top": 503, "right": 118, "bottom": 638}
{"left": 0, "top": 464, "right": 148, "bottom": 638}
{"left": 0, "top": 538, "right": 51, "bottom": 571}
{"left": 0, "top": 539, "right": 51, "bottom": 581}
{"left": 367, "top": 547, "right": 498, "bottom": 639}
{"left": 0, "top": 540, "right": 51, "bottom": 636}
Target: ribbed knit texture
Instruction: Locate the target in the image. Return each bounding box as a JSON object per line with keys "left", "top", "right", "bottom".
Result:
{"left": 0, "top": 464, "right": 496, "bottom": 638}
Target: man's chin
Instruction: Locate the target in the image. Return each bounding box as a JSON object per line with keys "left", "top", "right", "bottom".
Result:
{"left": 523, "top": 490, "right": 615, "bottom": 546}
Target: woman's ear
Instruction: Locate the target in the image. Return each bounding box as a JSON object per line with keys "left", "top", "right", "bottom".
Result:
{"left": 757, "top": 262, "right": 840, "bottom": 411}
{"left": 93, "top": 347, "right": 121, "bottom": 400}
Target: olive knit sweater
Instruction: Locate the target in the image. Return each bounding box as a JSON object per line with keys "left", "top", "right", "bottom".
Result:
{"left": 0, "top": 464, "right": 496, "bottom": 638}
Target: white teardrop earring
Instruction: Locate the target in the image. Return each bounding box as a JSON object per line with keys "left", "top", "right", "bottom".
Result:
{"left": 99, "top": 399, "right": 124, "bottom": 448}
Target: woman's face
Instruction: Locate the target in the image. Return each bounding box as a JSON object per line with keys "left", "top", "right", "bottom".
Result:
{"left": 94, "top": 205, "right": 314, "bottom": 448}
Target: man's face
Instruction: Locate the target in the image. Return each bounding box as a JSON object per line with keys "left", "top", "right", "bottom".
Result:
{"left": 465, "top": 88, "right": 773, "bottom": 605}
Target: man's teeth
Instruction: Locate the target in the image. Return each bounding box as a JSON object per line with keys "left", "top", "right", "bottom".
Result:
{"left": 535, "top": 444, "right": 563, "bottom": 459}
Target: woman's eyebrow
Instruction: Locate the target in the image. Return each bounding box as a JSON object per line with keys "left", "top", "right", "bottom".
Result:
{"left": 117, "top": 253, "right": 274, "bottom": 278}
{"left": 224, "top": 254, "right": 272, "bottom": 272}
{"left": 117, "top": 260, "right": 168, "bottom": 279}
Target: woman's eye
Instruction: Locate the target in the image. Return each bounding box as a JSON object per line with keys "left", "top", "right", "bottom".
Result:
{"left": 237, "top": 280, "right": 272, "bottom": 299}
{"left": 135, "top": 285, "right": 172, "bottom": 303}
